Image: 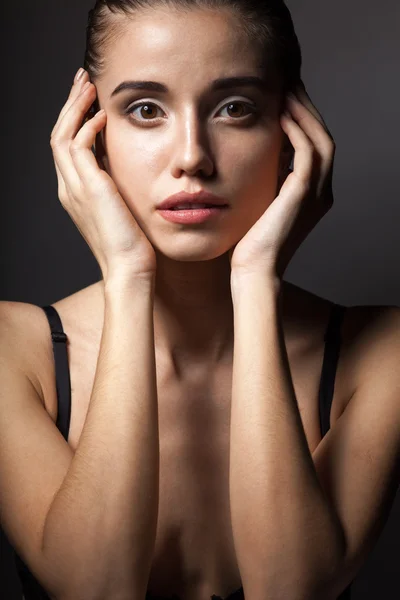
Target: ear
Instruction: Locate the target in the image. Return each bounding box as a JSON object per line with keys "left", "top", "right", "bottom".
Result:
{"left": 276, "top": 133, "right": 294, "bottom": 193}
{"left": 88, "top": 95, "right": 109, "bottom": 173}
{"left": 279, "top": 132, "right": 294, "bottom": 172}
{"left": 94, "top": 128, "right": 108, "bottom": 172}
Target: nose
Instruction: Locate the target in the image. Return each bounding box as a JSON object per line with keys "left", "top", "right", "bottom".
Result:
{"left": 170, "top": 110, "right": 215, "bottom": 178}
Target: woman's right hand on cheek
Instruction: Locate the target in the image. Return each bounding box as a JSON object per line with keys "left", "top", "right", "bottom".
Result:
{"left": 50, "top": 69, "right": 157, "bottom": 283}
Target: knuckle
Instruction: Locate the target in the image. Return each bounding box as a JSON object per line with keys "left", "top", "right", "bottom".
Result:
{"left": 69, "top": 141, "right": 81, "bottom": 155}
{"left": 297, "top": 176, "right": 311, "bottom": 195}
{"left": 50, "top": 136, "right": 62, "bottom": 151}
{"left": 58, "top": 190, "right": 69, "bottom": 207}
{"left": 326, "top": 135, "right": 335, "bottom": 148}
{"left": 304, "top": 139, "right": 314, "bottom": 153}
{"left": 50, "top": 123, "right": 59, "bottom": 137}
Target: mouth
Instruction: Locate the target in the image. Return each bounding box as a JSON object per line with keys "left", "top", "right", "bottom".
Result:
{"left": 157, "top": 205, "right": 229, "bottom": 224}
{"left": 166, "top": 204, "right": 228, "bottom": 211}
{"left": 157, "top": 190, "right": 229, "bottom": 210}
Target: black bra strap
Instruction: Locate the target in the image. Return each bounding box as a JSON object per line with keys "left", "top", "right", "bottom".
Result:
{"left": 41, "top": 306, "right": 71, "bottom": 442}
{"left": 318, "top": 304, "right": 347, "bottom": 438}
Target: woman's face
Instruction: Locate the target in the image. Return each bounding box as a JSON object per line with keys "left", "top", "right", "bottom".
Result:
{"left": 95, "top": 6, "right": 286, "bottom": 263}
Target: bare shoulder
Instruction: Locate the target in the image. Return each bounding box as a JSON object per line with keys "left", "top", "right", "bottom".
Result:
{"left": 283, "top": 280, "right": 398, "bottom": 349}
{"left": 0, "top": 289, "right": 93, "bottom": 399}
{"left": 338, "top": 302, "right": 400, "bottom": 390}
{"left": 0, "top": 301, "right": 54, "bottom": 403}
{"left": 0, "top": 284, "right": 101, "bottom": 410}
{"left": 282, "top": 281, "right": 399, "bottom": 399}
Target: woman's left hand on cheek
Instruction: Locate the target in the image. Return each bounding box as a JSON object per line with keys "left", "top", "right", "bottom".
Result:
{"left": 229, "top": 82, "right": 336, "bottom": 282}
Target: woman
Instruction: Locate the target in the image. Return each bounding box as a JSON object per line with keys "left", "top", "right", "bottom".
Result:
{"left": 1, "top": 1, "right": 399, "bottom": 599}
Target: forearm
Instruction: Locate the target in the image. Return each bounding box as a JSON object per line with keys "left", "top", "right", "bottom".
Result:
{"left": 42, "top": 275, "right": 159, "bottom": 600}
{"left": 229, "top": 275, "right": 345, "bottom": 599}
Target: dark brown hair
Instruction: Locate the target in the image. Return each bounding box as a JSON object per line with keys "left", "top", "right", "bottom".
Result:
{"left": 83, "top": 0, "right": 302, "bottom": 104}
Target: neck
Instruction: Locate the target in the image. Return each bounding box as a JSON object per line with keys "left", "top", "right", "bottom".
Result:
{"left": 152, "top": 252, "right": 234, "bottom": 374}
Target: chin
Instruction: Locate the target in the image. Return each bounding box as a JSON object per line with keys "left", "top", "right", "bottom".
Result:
{"left": 154, "top": 244, "right": 231, "bottom": 264}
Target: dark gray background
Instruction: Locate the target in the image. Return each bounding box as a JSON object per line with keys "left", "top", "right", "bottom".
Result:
{"left": 1, "top": 0, "right": 399, "bottom": 598}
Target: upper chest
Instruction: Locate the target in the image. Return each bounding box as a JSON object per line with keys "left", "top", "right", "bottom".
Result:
{"left": 28, "top": 295, "right": 360, "bottom": 598}
{"left": 39, "top": 298, "right": 354, "bottom": 458}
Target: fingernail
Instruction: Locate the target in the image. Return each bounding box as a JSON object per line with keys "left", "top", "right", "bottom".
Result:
{"left": 75, "top": 68, "right": 85, "bottom": 83}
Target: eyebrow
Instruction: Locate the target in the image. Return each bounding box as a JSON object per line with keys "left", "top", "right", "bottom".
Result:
{"left": 110, "top": 76, "right": 270, "bottom": 98}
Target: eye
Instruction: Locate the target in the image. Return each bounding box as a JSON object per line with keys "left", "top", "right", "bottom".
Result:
{"left": 217, "top": 101, "right": 257, "bottom": 120}
{"left": 126, "top": 102, "right": 165, "bottom": 123}
{"left": 125, "top": 99, "right": 258, "bottom": 124}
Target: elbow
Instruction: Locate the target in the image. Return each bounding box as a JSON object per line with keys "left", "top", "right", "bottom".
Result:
{"left": 54, "top": 593, "right": 138, "bottom": 600}
{"left": 288, "top": 533, "right": 347, "bottom": 600}
{"left": 298, "top": 547, "right": 347, "bottom": 600}
{"left": 48, "top": 582, "right": 115, "bottom": 600}
{"left": 53, "top": 582, "right": 146, "bottom": 600}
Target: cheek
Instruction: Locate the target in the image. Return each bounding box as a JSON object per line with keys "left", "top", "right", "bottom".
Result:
{"left": 221, "top": 132, "right": 281, "bottom": 195}
{"left": 219, "top": 127, "right": 283, "bottom": 235}
{"left": 104, "top": 127, "right": 162, "bottom": 201}
{"left": 104, "top": 119, "right": 282, "bottom": 202}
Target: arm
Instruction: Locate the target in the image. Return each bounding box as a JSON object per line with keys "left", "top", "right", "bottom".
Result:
{"left": 229, "top": 276, "right": 345, "bottom": 600}
{"left": 228, "top": 84, "right": 400, "bottom": 600}
{"left": 42, "top": 275, "right": 159, "bottom": 600}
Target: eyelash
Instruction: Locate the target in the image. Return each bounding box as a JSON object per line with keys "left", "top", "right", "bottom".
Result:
{"left": 125, "top": 100, "right": 258, "bottom": 125}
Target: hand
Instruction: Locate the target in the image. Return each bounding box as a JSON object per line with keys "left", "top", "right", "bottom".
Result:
{"left": 229, "top": 81, "right": 335, "bottom": 282}
{"left": 50, "top": 69, "right": 157, "bottom": 282}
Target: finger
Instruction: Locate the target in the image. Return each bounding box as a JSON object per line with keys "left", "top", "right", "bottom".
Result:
{"left": 53, "top": 160, "right": 68, "bottom": 202}
{"left": 286, "top": 94, "right": 335, "bottom": 175}
{"left": 280, "top": 111, "right": 314, "bottom": 189}
{"left": 51, "top": 69, "right": 89, "bottom": 138}
{"left": 69, "top": 108, "right": 110, "bottom": 191}
{"left": 51, "top": 83, "right": 98, "bottom": 197}
{"left": 295, "top": 82, "right": 334, "bottom": 141}
{"left": 54, "top": 81, "right": 96, "bottom": 142}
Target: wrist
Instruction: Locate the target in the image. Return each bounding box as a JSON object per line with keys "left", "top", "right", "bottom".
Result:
{"left": 230, "top": 269, "right": 282, "bottom": 299}
{"left": 104, "top": 271, "right": 155, "bottom": 296}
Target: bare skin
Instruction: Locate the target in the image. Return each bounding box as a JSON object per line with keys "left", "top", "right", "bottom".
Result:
{"left": 89, "top": 5, "right": 286, "bottom": 373}
{"left": 6, "top": 6, "right": 398, "bottom": 600}
{"left": 17, "top": 279, "right": 368, "bottom": 600}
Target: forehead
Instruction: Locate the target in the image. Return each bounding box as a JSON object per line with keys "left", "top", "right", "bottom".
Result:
{"left": 103, "top": 7, "right": 271, "bottom": 89}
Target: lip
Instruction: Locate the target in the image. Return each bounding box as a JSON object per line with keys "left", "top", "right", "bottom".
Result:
{"left": 157, "top": 206, "right": 228, "bottom": 224}
{"left": 157, "top": 191, "right": 229, "bottom": 210}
